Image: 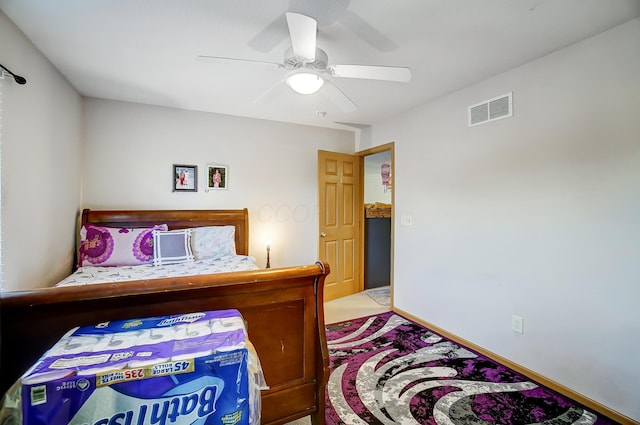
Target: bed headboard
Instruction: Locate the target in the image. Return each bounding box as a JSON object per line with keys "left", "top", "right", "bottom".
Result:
{"left": 81, "top": 209, "right": 250, "bottom": 256}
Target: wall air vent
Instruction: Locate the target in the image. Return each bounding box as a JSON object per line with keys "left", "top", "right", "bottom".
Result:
{"left": 468, "top": 92, "right": 512, "bottom": 126}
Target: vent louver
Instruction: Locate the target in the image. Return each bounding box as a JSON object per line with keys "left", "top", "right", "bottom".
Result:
{"left": 469, "top": 92, "right": 512, "bottom": 126}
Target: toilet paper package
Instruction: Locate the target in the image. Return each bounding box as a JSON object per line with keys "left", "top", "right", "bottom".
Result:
{"left": 10, "top": 310, "right": 264, "bottom": 425}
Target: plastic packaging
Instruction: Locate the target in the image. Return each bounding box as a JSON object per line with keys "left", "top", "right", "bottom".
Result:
{"left": 0, "top": 309, "right": 265, "bottom": 425}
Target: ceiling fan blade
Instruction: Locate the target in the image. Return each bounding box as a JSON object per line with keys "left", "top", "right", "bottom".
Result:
{"left": 328, "top": 64, "right": 412, "bottom": 82}
{"left": 247, "top": 15, "right": 288, "bottom": 53}
{"left": 253, "top": 79, "right": 286, "bottom": 104}
{"left": 322, "top": 80, "right": 358, "bottom": 113}
{"left": 285, "top": 12, "right": 317, "bottom": 62}
{"left": 339, "top": 10, "right": 398, "bottom": 52}
{"left": 197, "top": 55, "right": 282, "bottom": 69}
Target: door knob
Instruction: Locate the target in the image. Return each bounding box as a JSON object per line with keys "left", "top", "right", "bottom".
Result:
{"left": 320, "top": 232, "right": 327, "bottom": 237}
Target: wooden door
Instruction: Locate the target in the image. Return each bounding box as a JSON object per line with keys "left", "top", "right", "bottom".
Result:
{"left": 318, "top": 150, "right": 361, "bottom": 301}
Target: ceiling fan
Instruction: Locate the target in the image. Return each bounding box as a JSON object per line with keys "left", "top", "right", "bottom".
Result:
{"left": 198, "top": 12, "right": 411, "bottom": 113}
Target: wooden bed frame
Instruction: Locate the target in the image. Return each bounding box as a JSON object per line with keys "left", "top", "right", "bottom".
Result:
{"left": 0, "top": 209, "right": 330, "bottom": 425}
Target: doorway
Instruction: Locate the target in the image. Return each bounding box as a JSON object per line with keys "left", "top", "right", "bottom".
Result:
{"left": 361, "top": 145, "right": 393, "bottom": 293}
{"left": 317, "top": 144, "right": 393, "bottom": 303}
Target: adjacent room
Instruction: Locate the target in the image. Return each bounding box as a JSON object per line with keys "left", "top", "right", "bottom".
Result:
{"left": 1, "top": 1, "right": 639, "bottom": 424}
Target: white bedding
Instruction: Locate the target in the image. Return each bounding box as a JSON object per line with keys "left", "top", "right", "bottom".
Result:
{"left": 56, "top": 255, "right": 259, "bottom": 287}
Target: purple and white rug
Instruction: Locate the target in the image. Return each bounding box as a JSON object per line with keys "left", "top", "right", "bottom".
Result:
{"left": 325, "top": 311, "right": 619, "bottom": 425}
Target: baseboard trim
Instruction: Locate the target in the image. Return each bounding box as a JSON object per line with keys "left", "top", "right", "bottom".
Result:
{"left": 392, "top": 307, "right": 638, "bottom": 425}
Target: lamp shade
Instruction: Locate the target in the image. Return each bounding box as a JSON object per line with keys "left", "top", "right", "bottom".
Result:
{"left": 286, "top": 72, "right": 324, "bottom": 94}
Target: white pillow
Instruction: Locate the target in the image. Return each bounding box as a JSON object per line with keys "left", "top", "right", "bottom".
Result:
{"left": 152, "top": 229, "right": 194, "bottom": 266}
{"left": 190, "top": 226, "right": 236, "bottom": 260}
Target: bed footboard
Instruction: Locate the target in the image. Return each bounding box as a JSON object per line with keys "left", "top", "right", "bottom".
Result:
{"left": 0, "top": 263, "right": 330, "bottom": 425}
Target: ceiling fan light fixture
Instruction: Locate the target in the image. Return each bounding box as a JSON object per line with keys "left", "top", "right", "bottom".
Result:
{"left": 286, "top": 72, "right": 324, "bottom": 95}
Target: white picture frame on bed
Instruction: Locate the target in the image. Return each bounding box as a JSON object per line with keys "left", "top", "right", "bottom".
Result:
{"left": 207, "top": 164, "right": 228, "bottom": 191}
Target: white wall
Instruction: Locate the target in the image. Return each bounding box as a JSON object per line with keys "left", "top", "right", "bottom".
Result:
{"left": 0, "top": 10, "right": 82, "bottom": 291}
{"left": 364, "top": 151, "right": 392, "bottom": 204}
{"left": 82, "top": 98, "right": 355, "bottom": 268}
{"left": 361, "top": 18, "right": 640, "bottom": 421}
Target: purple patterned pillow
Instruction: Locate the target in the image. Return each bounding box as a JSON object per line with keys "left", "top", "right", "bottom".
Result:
{"left": 79, "top": 224, "right": 168, "bottom": 267}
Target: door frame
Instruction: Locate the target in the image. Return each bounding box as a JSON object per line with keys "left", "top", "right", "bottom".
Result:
{"left": 357, "top": 142, "right": 394, "bottom": 304}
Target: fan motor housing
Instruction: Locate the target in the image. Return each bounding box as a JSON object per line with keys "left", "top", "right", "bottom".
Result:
{"left": 284, "top": 47, "right": 328, "bottom": 70}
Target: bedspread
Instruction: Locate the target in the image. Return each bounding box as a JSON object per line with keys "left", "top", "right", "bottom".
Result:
{"left": 56, "top": 255, "right": 259, "bottom": 287}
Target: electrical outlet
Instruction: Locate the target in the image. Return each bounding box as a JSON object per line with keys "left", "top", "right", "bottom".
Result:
{"left": 400, "top": 214, "right": 413, "bottom": 226}
{"left": 512, "top": 315, "right": 524, "bottom": 334}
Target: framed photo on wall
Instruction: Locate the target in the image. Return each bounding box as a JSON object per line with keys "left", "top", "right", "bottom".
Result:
{"left": 173, "top": 164, "right": 197, "bottom": 192}
{"left": 207, "top": 165, "right": 228, "bottom": 190}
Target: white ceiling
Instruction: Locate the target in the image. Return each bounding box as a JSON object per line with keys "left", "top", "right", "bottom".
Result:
{"left": 2, "top": 0, "right": 639, "bottom": 130}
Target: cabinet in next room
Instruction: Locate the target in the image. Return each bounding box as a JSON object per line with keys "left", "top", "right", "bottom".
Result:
{"left": 364, "top": 214, "right": 391, "bottom": 289}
